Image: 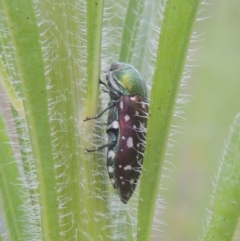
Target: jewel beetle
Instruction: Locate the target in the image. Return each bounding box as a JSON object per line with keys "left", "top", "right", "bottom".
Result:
{"left": 85, "top": 62, "right": 148, "bottom": 204}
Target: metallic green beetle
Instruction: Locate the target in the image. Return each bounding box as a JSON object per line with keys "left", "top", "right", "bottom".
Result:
{"left": 86, "top": 62, "right": 148, "bottom": 203}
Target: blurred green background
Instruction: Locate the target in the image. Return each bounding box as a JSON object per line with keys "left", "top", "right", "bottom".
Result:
{"left": 159, "top": 1, "right": 240, "bottom": 240}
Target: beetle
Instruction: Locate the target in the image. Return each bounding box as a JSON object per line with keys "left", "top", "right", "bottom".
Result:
{"left": 85, "top": 62, "right": 148, "bottom": 203}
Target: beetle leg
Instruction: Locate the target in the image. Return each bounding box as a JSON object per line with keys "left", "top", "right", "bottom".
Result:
{"left": 85, "top": 129, "right": 117, "bottom": 152}
{"left": 84, "top": 100, "right": 119, "bottom": 121}
{"left": 85, "top": 142, "right": 115, "bottom": 152}
{"left": 101, "top": 88, "right": 109, "bottom": 94}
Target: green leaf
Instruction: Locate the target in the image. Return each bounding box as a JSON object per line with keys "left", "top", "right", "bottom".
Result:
{"left": 0, "top": 112, "right": 28, "bottom": 240}
{"left": 1, "top": 0, "right": 60, "bottom": 239}
{"left": 138, "top": 0, "right": 200, "bottom": 240}
{"left": 119, "top": 0, "right": 145, "bottom": 62}
{"left": 203, "top": 114, "right": 240, "bottom": 241}
{"left": 0, "top": 57, "right": 24, "bottom": 116}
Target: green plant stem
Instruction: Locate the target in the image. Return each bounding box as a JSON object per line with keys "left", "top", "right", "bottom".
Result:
{"left": 80, "top": 1, "right": 112, "bottom": 240}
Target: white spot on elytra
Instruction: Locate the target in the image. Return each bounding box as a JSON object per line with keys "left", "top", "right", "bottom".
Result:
{"left": 124, "top": 165, "right": 131, "bottom": 171}
{"left": 124, "top": 115, "right": 130, "bottom": 122}
{"left": 126, "top": 137, "right": 133, "bottom": 148}
{"left": 108, "top": 150, "right": 115, "bottom": 159}
{"left": 120, "top": 100, "right": 123, "bottom": 110}
{"left": 139, "top": 122, "right": 146, "bottom": 131}
{"left": 107, "top": 121, "right": 119, "bottom": 130}
{"left": 120, "top": 176, "right": 123, "bottom": 179}
{"left": 122, "top": 136, "right": 126, "bottom": 140}
{"left": 141, "top": 101, "right": 146, "bottom": 109}
{"left": 121, "top": 149, "right": 123, "bottom": 152}
{"left": 112, "top": 121, "right": 119, "bottom": 129}
{"left": 119, "top": 165, "right": 122, "bottom": 168}
{"left": 133, "top": 125, "right": 136, "bottom": 129}
{"left": 130, "top": 96, "right": 137, "bottom": 101}
{"left": 135, "top": 110, "right": 139, "bottom": 116}
{"left": 111, "top": 178, "right": 115, "bottom": 184}
{"left": 108, "top": 166, "right": 114, "bottom": 173}
{"left": 121, "top": 181, "right": 125, "bottom": 185}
